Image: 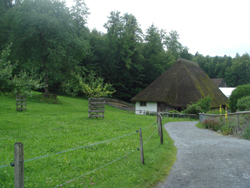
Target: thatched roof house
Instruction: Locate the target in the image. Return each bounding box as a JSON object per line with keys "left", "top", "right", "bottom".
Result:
{"left": 131, "top": 58, "right": 228, "bottom": 114}
{"left": 211, "top": 78, "right": 227, "bottom": 87}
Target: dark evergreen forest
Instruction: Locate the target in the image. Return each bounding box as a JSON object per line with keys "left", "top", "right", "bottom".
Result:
{"left": 1, "top": 0, "right": 249, "bottom": 101}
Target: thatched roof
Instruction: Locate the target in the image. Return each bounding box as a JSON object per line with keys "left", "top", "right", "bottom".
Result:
{"left": 131, "top": 58, "right": 228, "bottom": 108}
{"left": 211, "top": 78, "right": 227, "bottom": 87}
{"left": 211, "top": 78, "right": 224, "bottom": 86}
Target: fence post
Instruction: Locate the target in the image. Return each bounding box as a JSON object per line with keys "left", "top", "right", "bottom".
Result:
{"left": 237, "top": 114, "right": 240, "bottom": 131}
{"left": 14, "top": 142, "right": 24, "bottom": 188}
{"left": 178, "top": 114, "right": 179, "bottom": 120}
{"left": 157, "top": 113, "right": 160, "bottom": 136}
{"left": 139, "top": 128, "right": 144, "bottom": 165}
{"left": 167, "top": 112, "right": 168, "bottom": 119}
{"left": 173, "top": 113, "right": 174, "bottom": 120}
{"left": 159, "top": 115, "right": 163, "bottom": 144}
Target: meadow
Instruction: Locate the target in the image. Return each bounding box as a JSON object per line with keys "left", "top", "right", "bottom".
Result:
{"left": 0, "top": 92, "right": 191, "bottom": 188}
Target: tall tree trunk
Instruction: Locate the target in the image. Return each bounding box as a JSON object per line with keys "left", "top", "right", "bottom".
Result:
{"left": 43, "top": 54, "right": 49, "bottom": 97}
{"left": 44, "top": 70, "right": 49, "bottom": 97}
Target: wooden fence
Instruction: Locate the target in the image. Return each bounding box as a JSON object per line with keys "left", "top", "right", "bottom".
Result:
{"left": 16, "top": 95, "right": 26, "bottom": 111}
{"left": 106, "top": 102, "right": 134, "bottom": 113}
{"left": 88, "top": 98, "right": 105, "bottom": 118}
{"left": 136, "top": 110, "right": 197, "bottom": 119}
{"left": 105, "top": 98, "right": 135, "bottom": 108}
{"left": 199, "top": 111, "right": 250, "bottom": 131}
{"left": 10, "top": 117, "right": 163, "bottom": 187}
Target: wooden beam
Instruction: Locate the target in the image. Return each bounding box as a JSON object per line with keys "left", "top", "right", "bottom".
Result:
{"left": 16, "top": 108, "right": 27, "bottom": 111}
{"left": 16, "top": 99, "right": 27, "bottom": 102}
{"left": 89, "top": 109, "right": 104, "bottom": 113}
{"left": 88, "top": 114, "right": 104, "bottom": 118}
{"left": 89, "top": 105, "right": 105, "bottom": 109}
{"left": 89, "top": 102, "right": 106, "bottom": 105}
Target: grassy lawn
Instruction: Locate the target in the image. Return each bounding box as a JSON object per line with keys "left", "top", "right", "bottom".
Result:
{"left": 0, "top": 92, "right": 193, "bottom": 188}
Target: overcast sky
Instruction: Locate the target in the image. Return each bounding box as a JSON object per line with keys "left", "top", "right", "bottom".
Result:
{"left": 66, "top": 0, "right": 250, "bottom": 57}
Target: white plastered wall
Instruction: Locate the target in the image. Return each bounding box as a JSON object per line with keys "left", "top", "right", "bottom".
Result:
{"left": 135, "top": 102, "right": 157, "bottom": 115}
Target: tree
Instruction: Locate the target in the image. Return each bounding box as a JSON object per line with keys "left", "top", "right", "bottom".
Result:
{"left": 0, "top": 45, "right": 42, "bottom": 95}
{"left": 164, "top": 30, "right": 183, "bottom": 51}
{"left": 102, "top": 11, "right": 144, "bottom": 100}
{"left": 164, "top": 30, "right": 184, "bottom": 59}
{"left": 237, "top": 96, "right": 250, "bottom": 111}
{"left": 0, "top": 45, "right": 15, "bottom": 93}
{"left": 8, "top": 0, "right": 89, "bottom": 97}
{"left": 192, "top": 54, "right": 211, "bottom": 76}
{"left": 143, "top": 24, "right": 169, "bottom": 84}
{"left": 70, "top": 0, "right": 90, "bottom": 37}
{"left": 81, "top": 74, "right": 116, "bottom": 98}
{"left": 0, "top": 0, "right": 14, "bottom": 51}
{"left": 62, "top": 66, "right": 115, "bottom": 98}
{"left": 229, "top": 84, "right": 250, "bottom": 112}
{"left": 180, "top": 47, "right": 193, "bottom": 60}
{"left": 196, "top": 96, "right": 211, "bottom": 113}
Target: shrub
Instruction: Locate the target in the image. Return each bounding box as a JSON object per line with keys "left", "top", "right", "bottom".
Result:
{"left": 202, "top": 119, "right": 221, "bottom": 131}
{"left": 196, "top": 96, "right": 211, "bottom": 113}
{"left": 242, "top": 125, "right": 250, "bottom": 139}
{"left": 237, "top": 96, "right": 250, "bottom": 111}
{"left": 185, "top": 103, "right": 201, "bottom": 115}
{"left": 206, "top": 108, "right": 226, "bottom": 114}
{"left": 168, "top": 109, "right": 179, "bottom": 113}
{"left": 229, "top": 84, "right": 250, "bottom": 112}
{"left": 185, "top": 96, "right": 211, "bottom": 114}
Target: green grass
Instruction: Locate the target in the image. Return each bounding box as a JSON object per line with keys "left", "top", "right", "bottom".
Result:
{"left": 0, "top": 92, "right": 192, "bottom": 188}
{"left": 195, "top": 122, "right": 204, "bottom": 129}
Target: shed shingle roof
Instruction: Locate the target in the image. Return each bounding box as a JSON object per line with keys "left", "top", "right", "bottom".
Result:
{"left": 131, "top": 58, "right": 228, "bottom": 108}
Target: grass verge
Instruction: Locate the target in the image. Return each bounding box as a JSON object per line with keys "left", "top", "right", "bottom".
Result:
{"left": 0, "top": 92, "right": 182, "bottom": 188}
{"left": 195, "top": 122, "right": 204, "bottom": 129}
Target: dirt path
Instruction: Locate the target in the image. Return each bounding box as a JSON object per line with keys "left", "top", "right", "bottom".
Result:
{"left": 156, "top": 121, "right": 250, "bottom": 188}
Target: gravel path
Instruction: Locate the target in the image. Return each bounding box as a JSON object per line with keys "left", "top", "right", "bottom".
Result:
{"left": 156, "top": 121, "right": 250, "bottom": 188}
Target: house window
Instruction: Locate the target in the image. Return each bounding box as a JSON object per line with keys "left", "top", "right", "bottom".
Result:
{"left": 140, "top": 101, "right": 146, "bottom": 107}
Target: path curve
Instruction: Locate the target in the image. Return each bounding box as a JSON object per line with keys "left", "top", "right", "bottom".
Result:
{"left": 156, "top": 121, "right": 250, "bottom": 188}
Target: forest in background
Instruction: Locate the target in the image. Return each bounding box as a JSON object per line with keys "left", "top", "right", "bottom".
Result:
{"left": 1, "top": 0, "right": 250, "bottom": 101}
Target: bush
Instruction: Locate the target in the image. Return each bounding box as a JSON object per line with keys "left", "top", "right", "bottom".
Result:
{"left": 185, "top": 103, "right": 201, "bottom": 115}
{"left": 168, "top": 109, "right": 179, "bottom": 113}
{"left": 237, "top": 96, "right": 250, "bottom": 111}
{"left": 229, "top": 84, "right": 250, "bottom": 112}
{"left": 185, "top": 96, "right": 211, "bottom": 114}
{"left": 196, "top": 96, "right": 211, "bottom": 113}
{"left": 202, "top": 119, "right": 221, "bottom": 131}
{"left": 206, "top": 108, "right": 226, "bottom": 115}
{"left": 243, "top": 125, "right": 250, "bottom": 139}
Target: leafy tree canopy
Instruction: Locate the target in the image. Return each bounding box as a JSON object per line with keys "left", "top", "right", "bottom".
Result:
{"left": 229, "top": 84, "right": 250, "bottom": 112}
{"left": 0, "top": 45, "right": 43, "bottom": 95}
{"left": 62, "top": 66, "right": 115, "bottom": 98}
{"left": 7, "top": 0, "right": 90, "bottom": 96}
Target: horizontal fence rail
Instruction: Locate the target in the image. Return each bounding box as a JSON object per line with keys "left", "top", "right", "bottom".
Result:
{"left": 135, "top": 110, "right": 197, "bottom": 118}
{"left": 199, "top": 111, "right": 250, "bottom": 123}
{"left": 199, "top": 111, "right": 250, "bottom": 133}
